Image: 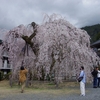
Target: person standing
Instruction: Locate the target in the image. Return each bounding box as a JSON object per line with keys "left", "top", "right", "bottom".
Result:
{"left": 19, "top": 66, "right": 28, "bottom": 93}
{"left": 97, "top": 68, "right": 100, "bottom": 87}
{"left": 79, "top": 66, "right": 86, "bottom": 96}
{"left": 91, "top": 67, "right": 98, "bottom": 88}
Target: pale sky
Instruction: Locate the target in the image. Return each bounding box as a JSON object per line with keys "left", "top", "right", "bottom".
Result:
{"left": 0, "top": 0, "right": 100, "bottom": 30}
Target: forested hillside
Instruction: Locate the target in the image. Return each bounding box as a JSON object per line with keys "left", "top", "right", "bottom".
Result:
{"left": 81, "top": 24, "right": 100, "bottom": 43}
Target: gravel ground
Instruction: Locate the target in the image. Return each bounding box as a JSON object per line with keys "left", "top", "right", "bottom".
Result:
{"left": 0, "top": 83, "right": 100, "bottom": 100}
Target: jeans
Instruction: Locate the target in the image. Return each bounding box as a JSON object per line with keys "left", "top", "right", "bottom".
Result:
{"left": 93, "top": 77, "right": 97, "bottom": 88}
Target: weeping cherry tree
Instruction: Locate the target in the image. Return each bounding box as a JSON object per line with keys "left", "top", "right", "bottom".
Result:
{"left": 1, "top": 14, "right": 100, "bottom": 87}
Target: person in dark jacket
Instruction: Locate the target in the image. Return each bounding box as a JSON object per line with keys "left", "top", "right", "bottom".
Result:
{"left": 91, "top": 67, "right": 98, "bottom": 88}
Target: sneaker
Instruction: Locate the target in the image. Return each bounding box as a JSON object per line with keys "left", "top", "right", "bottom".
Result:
{"left": 93, "top": 87, "right": 97, "bottom": 88}
{"left": 80, "top": 94, "right": 85, "bottom": 96}
{"left": 21, "top": 90, "right": 24, "bottom": 93}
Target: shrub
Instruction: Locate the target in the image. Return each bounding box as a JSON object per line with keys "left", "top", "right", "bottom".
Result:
{"left": 4, "top": 72, "right": 12, "bottom": 80}
{"left": 0, "top": 71, "right": 4, "bottom": 81}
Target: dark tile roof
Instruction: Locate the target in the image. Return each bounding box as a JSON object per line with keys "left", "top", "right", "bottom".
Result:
{"left": 0, "top": 39, "right": 2, "bottom": 44}
{"left": 91, "top": 40, "right": 100, "bottom": 48}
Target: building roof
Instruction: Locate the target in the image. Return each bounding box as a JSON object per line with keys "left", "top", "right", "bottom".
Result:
{"left": 91, "top": 40, "right": 100, "bottom": 48}
{"left": 0, "top": 39, "right": 2, "bottom": 45}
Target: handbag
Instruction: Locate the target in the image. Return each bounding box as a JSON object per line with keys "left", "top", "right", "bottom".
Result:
{"left": 78, "top": 76, "right": 83, "bottom": 82}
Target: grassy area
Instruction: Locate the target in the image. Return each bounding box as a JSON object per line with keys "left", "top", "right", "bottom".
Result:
{"left": 0, "top": 80, "right": 80, "bottom": 96}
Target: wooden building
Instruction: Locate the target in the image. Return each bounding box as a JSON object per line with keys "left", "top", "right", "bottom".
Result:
{"left": 91, "top": 40, "right": 100, "bottom": 57}
{"left": 0, "top": 39, "right": 12, "bottom": 74}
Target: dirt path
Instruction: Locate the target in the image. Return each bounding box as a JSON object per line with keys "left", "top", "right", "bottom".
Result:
{"left": 0, "top": 83, "right": 100, "bottom": 100}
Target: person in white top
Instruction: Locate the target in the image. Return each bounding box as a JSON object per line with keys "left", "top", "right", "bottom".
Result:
{"left": 79, "top": 66, "right": 86, "bottom": 96}
{"left": 97, "top": 69, "right": 100, "bottom": 87}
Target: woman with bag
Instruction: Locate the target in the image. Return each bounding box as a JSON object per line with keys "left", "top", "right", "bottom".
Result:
{"left": 79, "top": 66, "right": 86, "bottom": 96}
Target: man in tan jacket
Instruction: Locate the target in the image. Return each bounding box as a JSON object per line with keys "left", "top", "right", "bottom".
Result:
{"left": 19, "top": 66, "right": 28, "bottom": 93}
